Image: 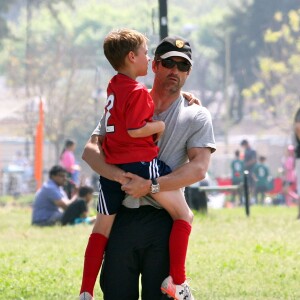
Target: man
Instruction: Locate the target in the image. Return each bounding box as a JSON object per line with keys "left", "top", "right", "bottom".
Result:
{"left": 240, "top": 139, "right": 257, "bottom": 202}
{"left": 61, "top": 185, "right": 96, "bottom": 226}
{"left": 294, "top": 108, "right": 300, "bottom": 219}
{"left": 31, "top": 165, "right": 77, "bottom": 226}
{"left": 81, "top": 35, "right": 216, "bottom": 300}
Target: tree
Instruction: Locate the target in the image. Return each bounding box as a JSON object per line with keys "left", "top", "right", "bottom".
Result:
{"left": 242, "top": 9, "right": 300, "bottom": 133}
{"left": 1, "top": 1, "right": 164, "bottom": 161}
{"left": 2, "top": 2, "right": 96, "bottom": 161}
{"left": 218, "top": 0, "right": 300, "bottom": 123}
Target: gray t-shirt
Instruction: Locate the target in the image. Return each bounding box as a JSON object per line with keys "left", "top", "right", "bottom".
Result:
{"left": 93, "top": 94, "right": 216, "bottom": 208}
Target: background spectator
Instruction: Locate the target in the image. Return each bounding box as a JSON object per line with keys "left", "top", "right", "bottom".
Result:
{"left": 293, "top": 108, "right": 300, "bottom": 219}
{"left": 252, "top": 155, "right": 270, "bottom": 205}
{"left": 230, "top": 149, "right": 244, "bottom": 205}
{"left": 61, "top": 186, "right": 96, "bottom": 226}
{"left": 240, "top": 139, "right": 257, "bottom": 202}
{"left": 281, "top": 145, "right": 298, "bottom": 206}
{"left": 59, "top": 139, "right": 81, "bottom": 198}
{"left": 31, "top": 165, "right": 77, "bottom": 226}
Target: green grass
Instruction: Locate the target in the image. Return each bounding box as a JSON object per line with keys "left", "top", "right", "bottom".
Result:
{"left": 1, "top": 202, "right": 300, "bottom": 299}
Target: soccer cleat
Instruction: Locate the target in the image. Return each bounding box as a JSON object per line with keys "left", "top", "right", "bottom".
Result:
{"left": 79, "top": 292, "right": 94, "bottom": 300}
{"left": 161, "top": 276, "right": 194, "bottom": 300}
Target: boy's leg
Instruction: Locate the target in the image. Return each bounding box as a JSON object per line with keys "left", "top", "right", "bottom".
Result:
{"left": 80, "top": 232, "right": 108, "bottom": 296}
{"left": 169, "top": 219, "right": 191, "bottom": 284}
{"left": 152, "top": 190, "right": 192, "bottom": 285}
{"left": 80, "top": 176, "right": 123, "bottom": 296}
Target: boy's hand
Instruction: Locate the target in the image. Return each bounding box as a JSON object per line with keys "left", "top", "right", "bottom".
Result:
{"left": 121, "top": 173, "right": 150, "bottom": 198}
{"left": 153, "top": 131, "right": 164, "bottom": 143}
{"left": 182, "top": 91, "right": 202, "bottom": 106}
{"left": 116, "top": 172, "right": 132, "bottom": 185}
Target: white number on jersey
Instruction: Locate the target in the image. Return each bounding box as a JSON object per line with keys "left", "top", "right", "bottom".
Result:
{"left": 105, "top": 94, "right": 115, "bottom": 133}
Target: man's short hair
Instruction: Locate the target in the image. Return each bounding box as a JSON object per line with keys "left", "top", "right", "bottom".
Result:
{"left": 240, "top": 139, "right": 248, "bottom": 146}
{"left": 49, "top": 165, "right": 67, "bottom": 178}
{"left": 79, "top": 186, "right": 94, "bottom": 198}
{"left": 259, "top": 155, "right": 266, "bottom": 162}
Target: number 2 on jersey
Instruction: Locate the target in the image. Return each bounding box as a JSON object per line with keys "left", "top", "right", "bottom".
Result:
{"left": 105, "top": 94, "right": 115, "bottom": 133}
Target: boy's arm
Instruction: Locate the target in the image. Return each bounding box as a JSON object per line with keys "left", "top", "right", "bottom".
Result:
{"left": 121, "top": 147, "right": 212, "bottom": 198}
{"left": 81, "top": 135, "right": 128, "bottom": 184}
{"left": 128, "top": 120, "right": 165, "bottom": 138}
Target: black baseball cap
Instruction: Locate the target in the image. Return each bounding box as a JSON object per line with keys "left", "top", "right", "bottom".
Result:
{"left": 155, "top": 35, "right": 193, "bottom": 65}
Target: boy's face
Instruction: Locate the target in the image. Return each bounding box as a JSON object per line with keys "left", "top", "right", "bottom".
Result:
{"left": 135, "top": 42, "right": 150, "bottom": 77}
{"left": 85, "top": 193, "right": 93, "bottom": 203}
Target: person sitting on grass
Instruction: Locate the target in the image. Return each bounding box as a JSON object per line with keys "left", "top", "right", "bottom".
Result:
{"left": 31, "top": 165, "right": 77, "bottom": 226}
{"left": 61, "top": 186, "right": 96, "bottom": 226}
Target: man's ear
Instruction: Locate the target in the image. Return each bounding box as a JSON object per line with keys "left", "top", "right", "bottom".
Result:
{"left": 152, "top": 59, "right": 158, "bottom": 73}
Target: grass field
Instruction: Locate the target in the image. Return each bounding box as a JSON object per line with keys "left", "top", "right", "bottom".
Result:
{"left": 1, "top": 199, "right": 300, "bottom": 300}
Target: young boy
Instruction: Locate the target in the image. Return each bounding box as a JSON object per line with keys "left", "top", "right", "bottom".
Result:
{"left": 61, "top": 186, "right": 96, "bottom": 226}
{"left": 79, "top": 29, "right": 194, "bottom": 300}
{"left": 253, "top": 155, "right": 270, "bottom": 205}
{"left": 230, "top": 150, "right": 244, "bottom": 205}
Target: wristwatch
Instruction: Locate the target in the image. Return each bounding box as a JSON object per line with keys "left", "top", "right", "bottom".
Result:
{"left": 150, "top": 178, "right": 160, "bottom": 194}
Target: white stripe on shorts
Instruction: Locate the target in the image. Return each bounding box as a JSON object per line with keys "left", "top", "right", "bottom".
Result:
{"left": 149, "top": 158, "right": 159, "bottom": 179}
{"left": 98, "top": 183, "right": 109, "bottom": 215}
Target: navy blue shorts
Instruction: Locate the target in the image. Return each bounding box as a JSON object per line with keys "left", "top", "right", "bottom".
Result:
{"left": 97, "top": 158, "right": 172, "bottom": 215}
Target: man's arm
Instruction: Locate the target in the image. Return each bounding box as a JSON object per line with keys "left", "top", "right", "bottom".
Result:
{"left": 54, "top": 190, "right": 78, "bottom": 210}
{"left": 55, "top": 198, "right": 71, "bottom": 210}
{"left": 81, "top": 134, "right": 128, "bottom": 184}
{"left": 121, "top": 147, "right": 211, "bottom": 198}
{"left": 295, "top": 122, "right": 300, "bottom": 140}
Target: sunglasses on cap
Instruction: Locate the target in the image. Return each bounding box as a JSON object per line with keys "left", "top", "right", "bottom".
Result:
{"left": 157, "top": 58, "right": 191, "bottom": 72}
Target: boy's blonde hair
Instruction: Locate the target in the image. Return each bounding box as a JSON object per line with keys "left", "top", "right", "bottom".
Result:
{"left": 103, "top": 28, "right": 148, "bottom": 71}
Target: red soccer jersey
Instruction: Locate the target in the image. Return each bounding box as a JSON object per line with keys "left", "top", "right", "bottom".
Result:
{"left": 102, "top": 73, "right": 159, "bottom": 164}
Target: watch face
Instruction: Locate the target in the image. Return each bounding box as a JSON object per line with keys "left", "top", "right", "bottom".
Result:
{"left": 151, "top": 184, "right": 160, "bottom": 193}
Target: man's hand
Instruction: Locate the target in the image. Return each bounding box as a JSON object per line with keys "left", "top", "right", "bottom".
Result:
{"left": 182, "top": 91, "right": 202, "bottom": 106}
{"left": 121, "top": 173, "right": 150, "bottom": 198}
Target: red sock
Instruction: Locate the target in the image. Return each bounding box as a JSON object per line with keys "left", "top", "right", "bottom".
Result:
{"left": 169, "top": 219, "right": 192, "bottom": 285}
{"left": 80, "top": 233, "right": 108, "bottom": 295}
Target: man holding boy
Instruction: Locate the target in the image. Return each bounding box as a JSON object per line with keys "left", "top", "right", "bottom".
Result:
{"left": 82, "top": 35, "right": 216, "bottom": 300}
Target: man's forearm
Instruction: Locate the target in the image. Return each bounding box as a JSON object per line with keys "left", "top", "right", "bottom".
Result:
{"left": 81, "top": 135, "right": 126, "bottom": 183}
{"left": 295, "top": 123, "right": 300, "bottom": 140}
{"left": 157, "top": 148, "right": 210, "bottom": 191}
{"left": 122, "top": 147, "right": 211, "bottom": 198}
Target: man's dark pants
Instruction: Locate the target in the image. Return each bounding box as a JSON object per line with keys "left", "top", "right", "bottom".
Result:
{"left": 100, "top": 205, "right": 173, "bottom": 300}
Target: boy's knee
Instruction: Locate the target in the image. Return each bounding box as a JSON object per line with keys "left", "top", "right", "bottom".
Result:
{"left": 186, "top": 209, "right": 194, "bottom": 224}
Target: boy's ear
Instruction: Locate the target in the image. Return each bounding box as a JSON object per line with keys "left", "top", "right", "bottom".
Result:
{"left": 128, "top": 51, "right": 135, "bottom": 62}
